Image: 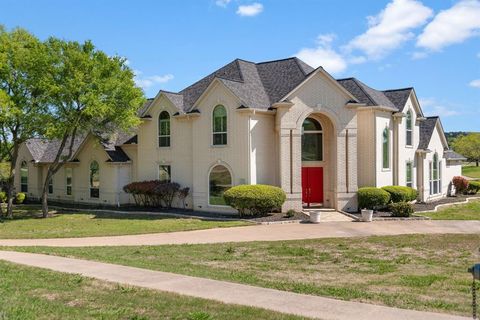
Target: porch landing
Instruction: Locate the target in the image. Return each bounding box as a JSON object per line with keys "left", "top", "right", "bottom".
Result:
{"left": 302, "top": 208, "right": 354, "bottom": 222}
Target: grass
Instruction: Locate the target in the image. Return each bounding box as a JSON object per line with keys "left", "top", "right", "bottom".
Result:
{"left": 418, "top": 199, "right": 480, "bottom": 220}
{"left": 463, "top": 165, "right": 480, "bottom": 178}
{"left": 9, "top": 234, "right": 480, "bottom": 316}
{"left": 0, "top": 260, "right": 305, "bottom": 320}
{"left": 0, "top": 207, "right": 251, "bottom": 239}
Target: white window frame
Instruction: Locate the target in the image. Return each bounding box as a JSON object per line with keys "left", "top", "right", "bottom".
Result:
{"left": 429, "top": 153, "right": 441, "bottom": 195}
{"left": 48, "top": 178, "right": 53, "bottom": 194}
{"left": 301, "top": 117, "right": 324, "bottom": 162}
{"left": 382, "top": 126, "right": 390, "bottom": 170}
{"left": 65, "top": 168, "right": 73, "bottom": 196}
{"left": 208, "top": 164, "right": 233, "bottom": 207}
{"left": 20, "top": 161, "right": 28, "bottom": 193}
{"left": 406, "top": 161, "right": 413, "bottom": 188}
{"left": 212, "top": 105, "right": 227, "bottom": 146}
{"left": 158, "top": 111, "right": 171, "bottom": 148}
{"left": 158, "top": 165, "right": 171, "bottom": 183}
{"left": 406, "top": 109, "right": 413, "bottom": 147}
{"left": 90, "top": 160, "right": 100, "bottom": 199}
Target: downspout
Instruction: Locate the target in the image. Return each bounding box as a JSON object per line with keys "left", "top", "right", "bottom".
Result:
{"left": 345, "top": 129, "right": 349, "bottom": 193}
{"left": 290, "top": 129, "right": 293, "bottom": 194}
{"left": 393, "top": 117, "right": 399, "bottom": 185}
{"left": 247, "top": 115, "right": 252, "bottom": 184}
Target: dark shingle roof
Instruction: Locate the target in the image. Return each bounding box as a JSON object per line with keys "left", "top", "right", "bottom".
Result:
{"left": 444, "top": 150, "right": 466, "bottom": 160}
{"left": 383, "top": 88, "right": 413, "bottom": 111}
{"left": 418, "top": 117, "right": 438, "bottom": 150}
{"left": 142, "top": 57, "right": 316, "bottom": 115}
{"left": 337, "top": 78, "right": 397, "bottom": 109}
{"left": 26, "top": 131, "right": 135, "bottom": 164}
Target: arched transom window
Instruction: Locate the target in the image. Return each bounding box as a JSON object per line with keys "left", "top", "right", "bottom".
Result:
{"left": 212, "top": 105, "right": 227, "bottom": 145}
{"left": 209, "top": 165, "right": 232, "bottom": 206}
{"left": 20, "top": 161, "right": 28, "bottom": 193}
{"left": 90, "top": 161, "right": 100, "bottom": 198}
{"left": 382, "top": 126, "right": 390, "bottom": 169}
{"left": 406, "top": 109, "right": 413, "bottom": 146}
{"left": 158, "top": 111, "right": 171, "bottom": 147}
{"left": 302, "top": 118, "right": 323, "bottom": 161}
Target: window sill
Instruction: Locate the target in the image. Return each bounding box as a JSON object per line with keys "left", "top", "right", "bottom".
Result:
{"left": 210, "top": 144, "right": 228, "bottom": 148}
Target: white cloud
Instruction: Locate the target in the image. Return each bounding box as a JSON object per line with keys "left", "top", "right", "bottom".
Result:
{"left": 411, "top": 51, "right": 428, "bottom": 60}
{"left": 215, "top": 0, "right": 231, "bottom": 7}
{"left": 420, "top": 98, "right": 460, "bottom": 117}
{"left": 347, "top": 0, "right": 433, "bottom": 59}
{"left": 417, "top": 0, "right": 480, "bottom": 51}
{"left": 134, "top": 70, "right": 174, "bottom": 90}
{"left": 469, "top": 79, "right": 480, "bottom": 88}
{"left": 236, "top": 3, "right": 263, "bottom": 16}
{"left": 294, "top": 34, "right": 347, "bottom": 74}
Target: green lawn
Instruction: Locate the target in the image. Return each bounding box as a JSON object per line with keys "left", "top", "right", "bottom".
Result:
{"left": 419, "top": 199, "right": 480, "bottom": 220}
{"left": 0, "top": 260, "right": 305, "bottom": 320}
{"left": 0, "top": 207, "right": 251, "bottom": 239}
{"left": 463, "top": 165, "right": 480, "bottom": 178}
{"left": 10, "top": 234, "right": 480, "bottom": 316}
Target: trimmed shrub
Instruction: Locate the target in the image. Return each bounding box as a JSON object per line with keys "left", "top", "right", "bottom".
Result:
{"left": 0, "top": 191, "right": 6, "bottom": 203}
{"left": 467, "top": 181, "right": 480, "bottom": 195}
{"left": 452, "top": 176, "right": 469, "bottom": 195}
{"left": 381, "top": 186, "right": 418, "bottom": 203}
{"left": 123, "top": 180, "right": 189, "bottom": 208}
{"left": 15, "top": 192, "right": 26, "bottom": 204}
{"left": 223, "top": 184, "right": 286, "bottom": 216}
{"left": 389, "top": 202, "right": 414, "bottom": 217}
{"left": 357, "top": 187, "right": 391, "bottom": 210}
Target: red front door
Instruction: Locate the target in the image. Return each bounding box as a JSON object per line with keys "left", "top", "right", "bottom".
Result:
{"left": 302, "top": 167, "right": 324, "bottom": 206}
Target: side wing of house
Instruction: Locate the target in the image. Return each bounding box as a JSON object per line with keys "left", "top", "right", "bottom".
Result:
{"left": 14, "top": 142, "right": 41, "bottom": 199}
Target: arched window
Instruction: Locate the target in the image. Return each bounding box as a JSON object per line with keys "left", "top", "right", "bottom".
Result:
{"left": 212, "top": 105, "right": 227, "bottom": 145}
{"left": 20, "top": 161, "right": 28, "bottom": 193}
{"left": 65, "top": 168, "right": 73, "bottom": 196}
{"left": 406, "top": 109, "right": 413, "bottom": 146}
{"left": 301, "top": 118, "right": 323, "bottom": 161}
{"left": 158, "top": 111, "right": 171, "bottom": 147}
{"left": 90, "top": 161, "right": 100, "bottom": 198}
{"left": 382, "top": 127, "right": 390, "bottom": 169}
{"left": 209, "top": 165, "right": 232, "bottom": 206}
{"left": 429, "top": 152, "right": 441, "bottom": 195}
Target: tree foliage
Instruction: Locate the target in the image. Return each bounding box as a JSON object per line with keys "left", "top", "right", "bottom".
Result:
{"left": 0, "top": 26, "right": 52, "bottom": 218}
{"left": 39, "top": 38, "right": 144, "bottom": 217}
{"left": 452, "top": 133, "right": 480, "bottom": 166}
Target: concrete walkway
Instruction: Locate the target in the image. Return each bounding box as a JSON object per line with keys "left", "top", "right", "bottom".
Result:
{"left": 0, "top": 220, "right": 478, "bottom": 247}
{"left": 0, "top": 250, "right": 468, "bottom": 320}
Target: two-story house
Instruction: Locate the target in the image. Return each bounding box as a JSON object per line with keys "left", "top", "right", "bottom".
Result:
{"left": 15, "top": 57, "right": 465, "bottom": 212}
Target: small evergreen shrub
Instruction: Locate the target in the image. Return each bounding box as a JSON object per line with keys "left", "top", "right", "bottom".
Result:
{"left": 15, "top": 192, "right": 26, "bottom": 204}
{"left": 452, "top": 176, "right": 469, "bottom": 195}
{"left": 223, "top": 184, "right": 286, "bottom": 216}
{"left": 381, "top": 186, "right": 418, "bottom": 203}
{"left": 0, "top": 191, "right": 6, "bottom": 203}
{"left": 285, "top": 209, "right": 296, "bottom": 218}
{"left": 358, "top": 187, "right": 391, "bottom": 210}
{"left": 389, "top": 202, "right": 414, "bottom": 217}
{"left": 467, "top": 181, "right": 480, "bottom": 194}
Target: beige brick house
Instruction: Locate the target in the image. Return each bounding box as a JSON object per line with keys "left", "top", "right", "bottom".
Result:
{"left": 15, "top": 57, "right": 465, "bottom": 212}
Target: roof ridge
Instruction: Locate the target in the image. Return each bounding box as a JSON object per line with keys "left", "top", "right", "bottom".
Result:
{"left": 336, "top": 77, "right": 355, "bottom": 81}
{"left": 255, "top": 57, "right": 298, "bottom": 65}
{"left": 383, "top": 87, "right": 413, "bottom": 92}
{"left": 293, "top": 57, "right": 308, "bottom": 76}
{"left": 350, "top": 78, "right": 377, "bottom": 106}
{"left": 159, "top": 90, "right": 180, "bottom": 95}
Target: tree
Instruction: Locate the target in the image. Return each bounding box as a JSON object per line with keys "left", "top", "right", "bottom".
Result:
{"left": 39, "top": 38, "right": 144, "bottom": 217}
{"left": 452, "top": 133, "right": 480, "bottom": 166}
{"left": 0, "top": 26, "right": 51, "bottom": 218}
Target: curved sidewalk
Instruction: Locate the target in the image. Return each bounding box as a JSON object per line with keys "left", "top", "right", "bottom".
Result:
{"left": 0, "top": 251, "right": 469, "bottom": 320}
{"left": 0, "top": 220, "right": 478, "bottom": 247}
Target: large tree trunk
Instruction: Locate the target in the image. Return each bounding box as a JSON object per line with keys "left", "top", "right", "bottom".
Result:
{"left": 476, "top": 160, "right": 479, "bottom": 167}
{"left": 41, "top": 177, "right": 50, "bottom": 218}
{"left": 6, "top": 145, "right": 19, "bottom": 219}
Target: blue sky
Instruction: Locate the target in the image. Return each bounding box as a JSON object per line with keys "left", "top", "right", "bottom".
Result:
{"left": 1, "top": 0, "right": 479, "bottom": 131}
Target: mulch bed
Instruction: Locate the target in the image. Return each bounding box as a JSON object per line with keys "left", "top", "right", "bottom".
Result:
{"left": 27, "top": 200, "right": 309, "bottom": 222}
{"left": 412, "top": 195, "right": 474, "bottom": 212}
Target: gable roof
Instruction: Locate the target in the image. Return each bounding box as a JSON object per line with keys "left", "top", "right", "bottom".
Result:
{"left": 444, "top": 149, "right": 467, "bottom": 161}
{"left": 26, "top": 131, "right": 136, "bottom": 164}
{"left": 337, "top": 78, "right": 397, "bottom": 109}
{"left": 140, "top": 57, "right": 316, "bottom": 115}
{"left": 418, "top": 116, "right": 449, "bottom": 151}
{"left": 383, "top": 88, "right": 413, "bottom": 111}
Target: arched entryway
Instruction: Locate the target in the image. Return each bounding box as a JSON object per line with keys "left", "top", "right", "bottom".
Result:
{"left": 300, "top": 114, "right": 336, "bottom": 208}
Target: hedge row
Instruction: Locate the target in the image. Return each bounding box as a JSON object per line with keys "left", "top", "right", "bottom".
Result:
{"left": 123, "top": 181, "right": 189, "bottom": 208}
{"left": 223, "top": 184, "right": 286, "bottom": 216}
{"left": 358, "top": 186, "right": 418, "bottom": 210}
{"left": 0, "top": 192, "right": 26, "bottom": 204}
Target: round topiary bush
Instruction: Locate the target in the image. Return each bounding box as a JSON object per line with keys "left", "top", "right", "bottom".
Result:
{"left": 223, "top": 184, "right": 286, "bottom": 216}
{"left": 381, "top": 186, "right": 418, "bottom": 203}
{"left": 15, "top": 192, "right": 26, "bottom": 204}
{"left": 358, "top": 187, "right": 391, "bottom": 210}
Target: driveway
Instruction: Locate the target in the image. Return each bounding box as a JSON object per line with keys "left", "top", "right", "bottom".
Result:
{"left": 0, "top": 220, "right": 478, "bottom": 247}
